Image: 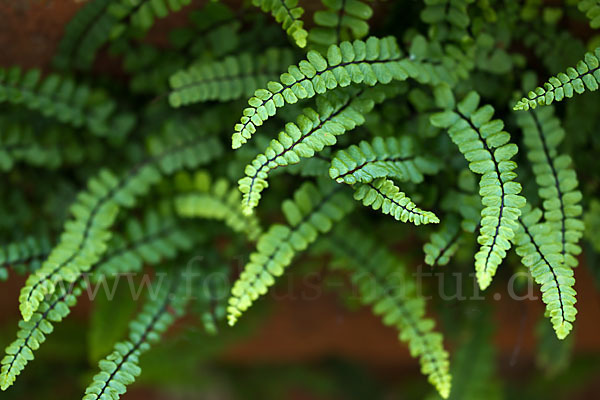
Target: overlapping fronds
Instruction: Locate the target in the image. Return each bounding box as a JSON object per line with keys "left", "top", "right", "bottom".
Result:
{"left": 353, "top": 178, "right": 440, "bottom": 225}
{"left": 238, "top": 85, "right": 399, "bottom": 214}
{"left": 327, "top": 226, "right": 451, "bottom": 398}
{"left": 83, "top": 271, "right": 189, "bottom": 400}
{"left": 329, "top": 135, "right": 441, "bottom": 184}
{"left": 232, "top": 36, "right": 433, "bottom": 149}
{"left": 174, "top": 171, "right": 262, "bottom": 240}
{"left": 431, "top": 88, "right": 526, "bottom": 289}
{"left": 168, "top": 48, "right": 294, "bottom": 107}
{"left": 0, "top": 209, "right": 195, "bottom": 390}
{"left": 514, "top": 48, "right": 600, "bottom": 110}
{"left": 251, "top": 0, "right": 308, "bottom": 48}
{"left": 227, "top": 181, "right": 354, "bottom": 326}
{"left": 512, "top": 206, "right": 577, "bottom": 339}
{"left": 0, "top": 67, "right": 135, "bottom": 138}
{"left": 308, "top": 0, "right": 373, "bottom": 50}
{"left": 18, "top": 123, "right": 221, "bottom": 321}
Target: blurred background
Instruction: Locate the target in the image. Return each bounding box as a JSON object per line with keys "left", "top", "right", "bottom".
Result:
{"left": 1, "top": 1, "right": 600, "bottom": 399}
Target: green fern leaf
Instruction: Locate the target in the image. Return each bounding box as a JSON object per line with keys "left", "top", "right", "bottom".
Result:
{"left": 513, "top": 48, "right": 600, "bottom": 110}
{"left": 308, "top": 0, "right": 373, "bottom": 51}
{"left": 238, "top": 85, "right": 400, "bottom": 214}
{"left": 329, "top": 135, "right": 441, "bottom": 184}
{"left": 424, "top": 214, "right": 462, "bottom": 266}
{"left": 513, "top": 206, "right": 577, "bottom": 339}
{"left": 353, "top": 178, "right": 440, "bottom": 225}
{"left": 578, "top": 0, "right": 600, "bottom": 28}
{"left": 252, "top": 0, "right": 308, "bottom": 48}
{"left": 327, "top": 226, "right": 452, "bottom": 398}
{"left": 227, "top": 181, "right": 354, "bottom": 326}
{"left": 431, "top": 89, "right": 526, "bottom": 289}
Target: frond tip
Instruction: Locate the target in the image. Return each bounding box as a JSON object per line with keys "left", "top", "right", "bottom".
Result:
{"left": 513, "top": 48, "right": 600, "bottom": 110}
{"left": 354, "top": 178, "right": 440, "bottom": 225}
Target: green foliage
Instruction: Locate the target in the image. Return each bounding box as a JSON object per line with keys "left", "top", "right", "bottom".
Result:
{"left": 424, "top": 215, "right": 462, "bottom": 266}
{"left": 227, "top": 181, "right": 354, "bottom": 326}
{"left": 578, "top": 0, "right": 600, "bottom": 28}
{"left": 83, "top": 271, "right": 189, "bottom": 400}
{"left": 326, "top": 226, "right": 451, "bottom": 398}
{"left": 431, "top": 89, "right": 526, "bottom": 289}
{"left": 251, "top": 0, "right": 308, "bottom": 48}
{"left": 353, "top": 177, "right": 440, "bottom": 225}
{"left": 0, "top": 67, "right": 135, "bottom": 138}
{"left": 0, "top": 236, "right": 50, "bottom": 281}
{"left": 514, "top": 48, "right": 600, "bottom": 110}
{"left": 108, "top": 0, "right": 192, "bottom": 39}
{"left": 168, "top": 48, "right": 295, "bottom": 107}
{"left": 308, "top": 0, "right": 374, "bottom": 51}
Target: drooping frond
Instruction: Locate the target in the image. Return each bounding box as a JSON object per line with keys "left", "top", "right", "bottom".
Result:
{"left": 578, "top": 0, "right": 600, "bottom": 28}
{"left": 168, "top": 48, "right": 294, "bottom": 107}
{"left": 232, "top": 36, "right": 432, "bottom": 149}
{"left": 512, "top": 206, "right": 577, "bottom": 339}
{"left": 326, "top": 226, "right": 451, "bottom": 398}
{"left": 0, "top": 209, "right": 196, "bottom": 390}
{"left": 329, "top": 135, "right": 441, "bottom": 184}
{"left": 424, "top": 214, "right": 462, "bottom": 267}
{"left": 82, "top": 272, "right": 190, "bottom": 400}
{"left": 431, "top": 88, "right": 526, "bottom": 289}
{"left": 515, "top": 106, "right": 584, "bottom": 269}
{"left": 308, "top": 0, "right": 373, "bottom": 50}
{"left": 227, "top": 181, "right": 354, "bottom": 326}
{"left": 18, "top": 123, "right": 222, "bottom": 321}
{"left": 353, "top": 178, "right": 440, "bottom": 225}
{"left": 174, "top": 171, "right": 262, "bottom": 240}
{"left": 0, "top": 236, "right": 50, "bottom": 281}
{"left": 53, "top": 0, "right": 115, "bottom": 70}
{"left": 239, "top": 85, "right": 400, "bottom": 214}
{"left": 513, "top": 48, "right": 600, "bottom": 110}
{"left": 0, "top": 67, "right": 135, "bottom": 138}
{"left": 251, "top": 0, "right": 308, "bottom": 48}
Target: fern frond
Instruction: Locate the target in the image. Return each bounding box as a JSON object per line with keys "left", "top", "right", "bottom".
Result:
{"left": 0, "top": 209, "right": 195, "bottom": 390}
{"left": 251, "top": 0, "right": 308, "bottom": 48}
{"left": 513, "top": 206, "right": 577, "bottom": 339}
{"left": 239, "top": 85, "right": 399, "bottom": 214}
{"left": 515, "top": 107, "right": 584, "bottom": 269}
{"left": 327, "top": 226, "right": 451, "bottom": 398}
{"left": 82, "top": 272, "right": 189, "bottom": 400}
{"left": 174, "top": 171, "right": 262, "bottom": 240}
{"left": 232, "top": 36, "right": 432, "bottom": 149}
{"left": 0, "top": 236, "right": 51, "bottom": 281}
{"left": 227, "top": 181, "right": 354, "bottom": 326}
{"left": 420, "top": 0, "right": 472, "bottom": 32}
{"left": 513, "top": 48, "right": 600, "bottom": 110}
{"left": 353, "top": 178, "right": 439, "bottom": 225}
{"left": 578, "top": 0, "right": 600, "bottom": 29}
{"left": 330, "top": 135, "right": 441, "bottom": 184}
{"left": 0, "top": 67, "right": 135, "bottom": 138}
{"left": 308, "top": 0, "right": 373, "bottom": 50}
{"left": 424, "top": 214, "right": 462, "bottom": 266}
{"left": 431, "top": 89, "right": 526, "bottom": 289}
{"left": 168, "top": 48, "right": 294, "bottom": 107}
{"left": 18, "top": 125, "right": 221, "bottom": 321}
{"left": 53, "top": 0, "right": 115, "bottom": 70}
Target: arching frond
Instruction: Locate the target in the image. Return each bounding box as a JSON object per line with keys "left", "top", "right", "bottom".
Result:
{"left": 326, "top": 226, "right": 451, "bottom": 398}
{"left": 431, "top": 89, "right": 526, "bottom": 289}
{"left": 227, "top": 181, "right": 354, "bottom": 326}
{"left": 513, "top": 48, "right": 600, "bottom": 110}
{"left": 308, "top": 0, "right": 373, "bottom": 51}
{"left": 354, "top": 178, "right": 440, "bottom": 225}
{"left": 238, "top": 85, "right": 400, "bottom": 214}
